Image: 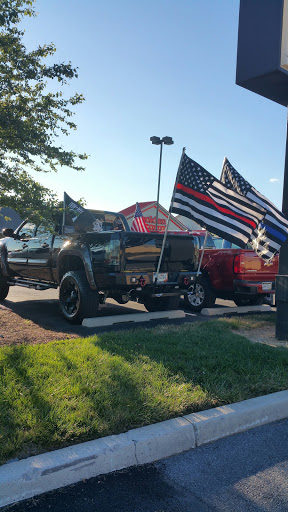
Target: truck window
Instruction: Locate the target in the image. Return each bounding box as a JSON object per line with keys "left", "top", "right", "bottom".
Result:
{"left": 213, "top": 237, "right": 224, "bottom": 249}
{"left": 88, "top": 210, "right": 129, "bottom": 232}
{"left": 100, "top": 214, "right": 123, "bottom": 231}
{"left": 199, "top": 234, "right": 215, "bottom": 248}
{"left": 36, "top": 222, "right": 59, "bottom": 236}
{"left": 17, "top": 222, "right": 36, "bottom": 239}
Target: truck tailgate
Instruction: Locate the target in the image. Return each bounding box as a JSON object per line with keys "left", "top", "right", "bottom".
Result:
{"left": 241, "top": 251, "right": 279, "bottom": 275}
{"left": 121, "top": 232, "right": 198, "bottom": 273}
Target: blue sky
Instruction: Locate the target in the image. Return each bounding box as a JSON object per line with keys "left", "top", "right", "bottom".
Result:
{"left": 22, "top": 0, "right": 287, "bottom": 212}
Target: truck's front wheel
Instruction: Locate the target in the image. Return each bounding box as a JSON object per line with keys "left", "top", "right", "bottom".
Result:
{"left": 143, "top": 295, "right": 180, "bottom": 312}
{"left": 59, "top": 271, "right": 99, "bottom": 323}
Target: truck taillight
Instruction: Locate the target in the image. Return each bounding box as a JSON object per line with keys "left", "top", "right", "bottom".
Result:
{"left": 233, "top": 254, "right": 244, "bottom": 274}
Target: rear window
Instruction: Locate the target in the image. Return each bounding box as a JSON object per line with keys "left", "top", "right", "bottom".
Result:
{"left": 213, "top": 237, "right": 224, "bottom": 249}
{"left": 213, "top": 237, "right": 250, "bottom": 250}
{"left": 90, "top": 212, "right": 125, "bottom": 232}
{"left": 199, "top": 234, "right": 215, "bottom": 248}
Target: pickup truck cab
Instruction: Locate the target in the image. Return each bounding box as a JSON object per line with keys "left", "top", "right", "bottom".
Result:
{"left": 183, "top": 232, "right": 278, "bottom": 311}
{"left": 0, "top": 211, "right": 199, "bottom": 323}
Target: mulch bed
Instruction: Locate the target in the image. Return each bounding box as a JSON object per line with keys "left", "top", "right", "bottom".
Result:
{"left": 0, "top": 304, "right": 81, "bottom": 346}
{"left": 0, "top": 302, "right": 285, "bottom": 349}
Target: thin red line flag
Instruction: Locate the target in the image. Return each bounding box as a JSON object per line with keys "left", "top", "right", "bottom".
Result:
{"left": 171, "top": 153, "right": 265, "bottom": 248}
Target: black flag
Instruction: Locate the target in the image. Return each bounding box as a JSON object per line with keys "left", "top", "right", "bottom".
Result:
{"left": 63, "top": 192, "right": 95, "bottom": 233}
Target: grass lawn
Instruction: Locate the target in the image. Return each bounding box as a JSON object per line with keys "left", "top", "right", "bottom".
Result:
{"left": 1, "top": 313, "right": 287, "bottom": 465}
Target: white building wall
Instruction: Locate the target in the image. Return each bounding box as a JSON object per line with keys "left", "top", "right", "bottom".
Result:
{"left": 174, "top": 215, "right": 202, "bottom": 230}
{"left": 125, "top": 204, "right": 189, "bottom": 232}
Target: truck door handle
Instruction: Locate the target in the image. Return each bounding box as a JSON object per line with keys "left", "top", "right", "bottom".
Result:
{"left": 41, "top": 243, "right": 49, "bottom": 248}
{"left": 22, "top": 244, "right": 28, "bottom": 249}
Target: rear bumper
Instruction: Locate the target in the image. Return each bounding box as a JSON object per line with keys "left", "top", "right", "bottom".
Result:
{"left": 233, "top": 279, "right": 275, "bottom": 295}
{"left": 112, "top": 271, "right": 197, "bottom": 295}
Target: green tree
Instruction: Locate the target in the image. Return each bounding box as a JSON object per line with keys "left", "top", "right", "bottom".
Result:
{"left": 0, "top": 0, "right": 87, "bottom": 225}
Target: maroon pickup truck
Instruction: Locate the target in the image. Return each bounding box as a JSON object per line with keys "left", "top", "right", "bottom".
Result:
{"left": 183, "top": 230, "right": 278, "bottom": 311}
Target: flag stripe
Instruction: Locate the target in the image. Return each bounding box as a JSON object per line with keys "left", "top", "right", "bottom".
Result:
{"left": 173, "top": 194, "right": 252, "bottom": 243}
{"left": 249, "top": 188, "right": 288, "bottom": 227}
{"left": 220, "top": 158, "right": 288, "bottom": 261}
{"left": 211, "top": 184, "right": 264, "bottom": 221}
{"left": 176, "top": 183, "right": 257, "bottom": 228}
{"left": 250, "top": 231, "right": 277, "bottom": 259}
{"left": 172, "top": 203, "right": 248, "bottom": 247}
{"left": 262, "top": 223, "right": 287, "bottom": 243}
{"left": 212, "top": 182, "right": 265, "bottom": 218}
{"left": 175, "top": 185, "right": 261, "bottom": 236}
{"left": 263, "top": 212, "right": 288, "bottom": 236}
{"left": 209, "top": 191, "right": 263, "bottom": 224}
{"left": 174, "top": 195, "right": 253, "bottom": 239}
{"left": 249, "top": 237, "right": 275, "bottom": 260}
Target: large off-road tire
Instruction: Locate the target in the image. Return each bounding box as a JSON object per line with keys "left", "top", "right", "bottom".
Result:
{"left": 234, "top": 295, "right": 264, "bottom": 307}
{"left": 0, "top": 270, "right": 9, "bottom": 301}
{"left": 184, "top": 276, "right": 215, "bottom": 312}
{"left": 59, "top": 271, "right": 99, "bottom": 323}
{"left": 143, "top": 295, "right": 180, "bottom": 312}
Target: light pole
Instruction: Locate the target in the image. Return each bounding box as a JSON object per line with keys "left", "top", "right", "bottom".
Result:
{"left": 150, "top": 136, "right": 174, "bottom": 232}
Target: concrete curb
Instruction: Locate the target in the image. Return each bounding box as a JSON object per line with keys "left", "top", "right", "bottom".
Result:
{"left": 1, "top": 390, "right": 288, "bottom": 508}
{"left": 82, "top": 309, "right": 186, "bottom": 327}
{"left": 201, "top": 305, "right": 272, "bottom": 316}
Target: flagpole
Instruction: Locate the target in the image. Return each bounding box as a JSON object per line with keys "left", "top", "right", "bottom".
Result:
{"left": 154, "top": 148, "right": 186, "bottom": 283}
{"left": 219, "top": 157, "right": 227, "bottom": 182}
{"left": 196, "top": 230, "right": 208, "bottom": 277}
{"left": 62, "top": 193, "right": 66, "bottom": 235}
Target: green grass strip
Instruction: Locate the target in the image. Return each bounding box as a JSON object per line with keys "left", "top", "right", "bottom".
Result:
{"left": 1, "top": 316, "right": 287, "bottom": 464}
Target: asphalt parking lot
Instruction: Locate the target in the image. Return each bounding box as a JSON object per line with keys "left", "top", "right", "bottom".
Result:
{"left": 2, "top": 286, "right": 238, "bottom": 335}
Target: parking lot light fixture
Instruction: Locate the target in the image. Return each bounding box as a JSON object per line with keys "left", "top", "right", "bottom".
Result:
{"left": 150, "top": 136, "right": 174, "bottom": 232}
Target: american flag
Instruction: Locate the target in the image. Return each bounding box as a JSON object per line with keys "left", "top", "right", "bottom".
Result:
{"left": 131, "top": 202, "right": 149, "bottom": 233}
{"left": 171, "top": 153, "right": 265, "bottom": 249}
{"left": 220, "top": 158, "right": 288, "bottom": 261}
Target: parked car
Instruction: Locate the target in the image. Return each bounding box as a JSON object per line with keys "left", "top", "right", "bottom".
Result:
{"left": 0, "top": 211, "right": 200, "bottom": 323}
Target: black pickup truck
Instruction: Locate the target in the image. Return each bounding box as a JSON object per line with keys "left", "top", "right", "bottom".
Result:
{"left": 0, "top": 210, "right": 199, "bottom": 323}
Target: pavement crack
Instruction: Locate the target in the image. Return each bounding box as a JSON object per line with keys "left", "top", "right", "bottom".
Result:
{"left": 131, "top": 439, "right": 139, "bottom": 464}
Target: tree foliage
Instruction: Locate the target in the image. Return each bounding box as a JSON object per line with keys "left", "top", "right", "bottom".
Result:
{"left": 0, "top": 0, "right": 87, "bottom": 225}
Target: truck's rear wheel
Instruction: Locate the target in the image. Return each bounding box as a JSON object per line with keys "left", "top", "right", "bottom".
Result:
{"left": 143, "top": 295, "right": 180, "bottom": 312}
{"left": 234, "top": 295, "right": 264, "bottom": 307}
{"left": 0, "top": 270, "right": 9, "bottom": 300}
{"left": 184, "top": 276, "right": 215, "bottom": 312}
{"left": 59, "top": 271, "right": 99, "bottom": 323}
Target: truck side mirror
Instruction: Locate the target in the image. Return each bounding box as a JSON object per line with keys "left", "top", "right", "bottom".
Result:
{"left": 2, "top": 228, "right": 15, "bottom": 238}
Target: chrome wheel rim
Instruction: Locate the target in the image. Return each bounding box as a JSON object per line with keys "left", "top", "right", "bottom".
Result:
{"left": 187, "top": 283, "right": 205, "bottom": 307}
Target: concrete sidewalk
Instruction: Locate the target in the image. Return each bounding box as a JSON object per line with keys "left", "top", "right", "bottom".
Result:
{"left": 1, "top": 389, "right": 288, "bottom": 508}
